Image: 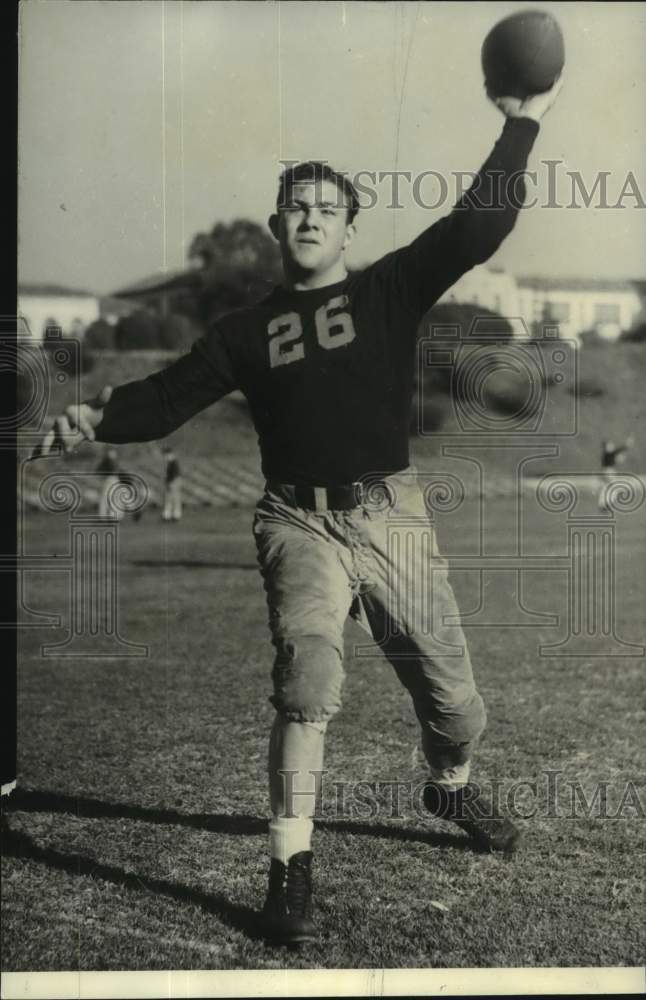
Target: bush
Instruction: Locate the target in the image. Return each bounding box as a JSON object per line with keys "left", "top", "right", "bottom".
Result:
{"left": 482, "top": 367, "right": 538, "bottom": 414}
{"left": 620, "top": 321, "right": 646, "bottom": 343}
{"left": 114, "top": 311, "right": 161, "bottom": 350}
{"left": 112, "top": 310, "right": 202, "bottom": 350}
{"left": 422, "top": 302, "right": 514, "bottom": 342}
{"left": 84, "top": 319, "right": 116, "bottom": 351}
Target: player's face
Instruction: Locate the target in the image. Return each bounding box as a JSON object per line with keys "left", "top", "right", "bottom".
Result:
{"left": 273, "top": 181, "right": 354, "bottom": 279}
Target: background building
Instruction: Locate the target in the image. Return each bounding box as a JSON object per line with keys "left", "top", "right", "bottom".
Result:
{"left": 109, "top": 268, "right": 201, "bottom": 318}
{"left": 439, "top": 269, "right": 645, "bottom": 343}
{"left": 516, "top": 275, "right": 644, "bottom": 342}
{"left": 17, "top": 283, "right": 100, "bottom": 340}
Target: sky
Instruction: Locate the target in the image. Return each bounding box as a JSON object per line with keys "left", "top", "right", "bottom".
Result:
{"left": 18, "top": 0, "right": 646, "bottom": 295}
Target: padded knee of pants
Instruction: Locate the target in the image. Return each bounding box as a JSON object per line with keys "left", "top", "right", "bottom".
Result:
{"left": 418, "top": 690, "right": 487, "bottom": 761}
{"left": 270, "top": 634, "right": 344, "bottom": 724}
{"left": 422, "top": 734, "right": 472, "bottom": 770}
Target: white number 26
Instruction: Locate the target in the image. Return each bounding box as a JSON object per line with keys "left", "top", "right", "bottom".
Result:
{"left": 268, "top": 295, "right": 356, "bottom": 368}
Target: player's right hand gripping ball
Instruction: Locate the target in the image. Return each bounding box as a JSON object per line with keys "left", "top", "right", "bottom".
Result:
{"left": 482, "top": 9, "right": 565, "bottom": 100}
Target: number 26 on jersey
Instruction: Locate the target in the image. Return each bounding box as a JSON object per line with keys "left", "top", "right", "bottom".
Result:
{"left": 267, "top": 295, "right": 356, "bottom": 368}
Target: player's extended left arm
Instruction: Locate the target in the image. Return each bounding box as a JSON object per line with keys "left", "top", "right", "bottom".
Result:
{"left": 94, "top": 335, "right": 236, "bottom": 445}
{"left": 33, "top": 329, "right": 238, "bottom": 458}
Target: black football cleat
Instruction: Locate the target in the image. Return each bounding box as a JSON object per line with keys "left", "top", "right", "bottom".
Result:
{"left": 261, "top": 850, "right": 317, "bottom": 946}
{"left": 423, "top": 781, "right": 521, "bottom": 854}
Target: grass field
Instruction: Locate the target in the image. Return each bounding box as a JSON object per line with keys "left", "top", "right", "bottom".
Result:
{"left": 3, "top": 495, "right": 645, "bottom": 972}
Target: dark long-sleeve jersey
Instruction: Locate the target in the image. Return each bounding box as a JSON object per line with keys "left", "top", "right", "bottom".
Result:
{"left": 97, "top": 117, "right": 539, "bottom": 485}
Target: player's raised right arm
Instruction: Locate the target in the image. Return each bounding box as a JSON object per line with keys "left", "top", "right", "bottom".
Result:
{"left": 368, "top": 75, "right": 562, "bottom": 322}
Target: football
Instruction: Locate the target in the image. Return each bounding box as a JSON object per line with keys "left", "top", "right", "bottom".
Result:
{"left": 482, "top": 9, "right": 565, "bottom": 100}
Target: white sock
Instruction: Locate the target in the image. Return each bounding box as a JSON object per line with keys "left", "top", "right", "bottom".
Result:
{"left": 269, "top": 816, "right": 314, "bottom": 864}
{"left": 428, "top": 760, "right": 471, "bottom": 791}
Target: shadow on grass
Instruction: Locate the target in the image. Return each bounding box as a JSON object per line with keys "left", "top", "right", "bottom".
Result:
{"left": 2, "top": 824, "right": 264, "bottom": 941}
{"left": 5, "top": 787, "right": 470, "bottom": 851}
{"left": 2, "top": 790, "right": 475, "bottom": 946}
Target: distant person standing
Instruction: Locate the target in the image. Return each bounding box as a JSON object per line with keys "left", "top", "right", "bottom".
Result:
{"left": 598, "top": 435, "right": 634, "bottom": 511}
{"left": 96, "top": 446, "right": 122, "bottom": 519}
{"left": 162, "top": 446, "right": 182, "bottom": 522}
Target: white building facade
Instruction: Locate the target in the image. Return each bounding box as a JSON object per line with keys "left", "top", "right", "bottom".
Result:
{"left": 18, "top": 284, "right": 100, "bottom": 341}
{"left": 515, "top": 276, "right": 643, "bottom": 343}
{"left": 438, "top": 269, "right": 644, "bottom": 344}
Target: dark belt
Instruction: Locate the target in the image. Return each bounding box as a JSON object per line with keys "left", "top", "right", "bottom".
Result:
{"left": 268, "top": 482, "right": 366, "bottom": 512}
{"left": 296, "top": 483, "right": 366, "bottom": 512}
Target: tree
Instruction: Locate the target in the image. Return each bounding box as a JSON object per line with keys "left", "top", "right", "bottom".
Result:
{"left": 188, "top": 219, "right": 282, "bottom": 324}
{"left": 114, "top": 310, "right": 160, "bottom": 350}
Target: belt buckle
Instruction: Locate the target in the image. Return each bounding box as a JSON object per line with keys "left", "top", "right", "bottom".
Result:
{"left": 296, "top": 483, "right": 365, "bottom": 512}
{"left": 313, "top": 487, "right": 329, "bottom": 512}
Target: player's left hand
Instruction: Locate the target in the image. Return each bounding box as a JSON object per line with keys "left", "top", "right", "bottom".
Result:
{"left": 32, "top": 385, "right": 113, "bottom": 458}
{"left": 488, "top": 73, "right": 563, "bottom": 122}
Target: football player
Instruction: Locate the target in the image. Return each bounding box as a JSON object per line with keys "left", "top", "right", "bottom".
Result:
{"left": 36, "top": 78, "right": 561, "bottom": 946}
